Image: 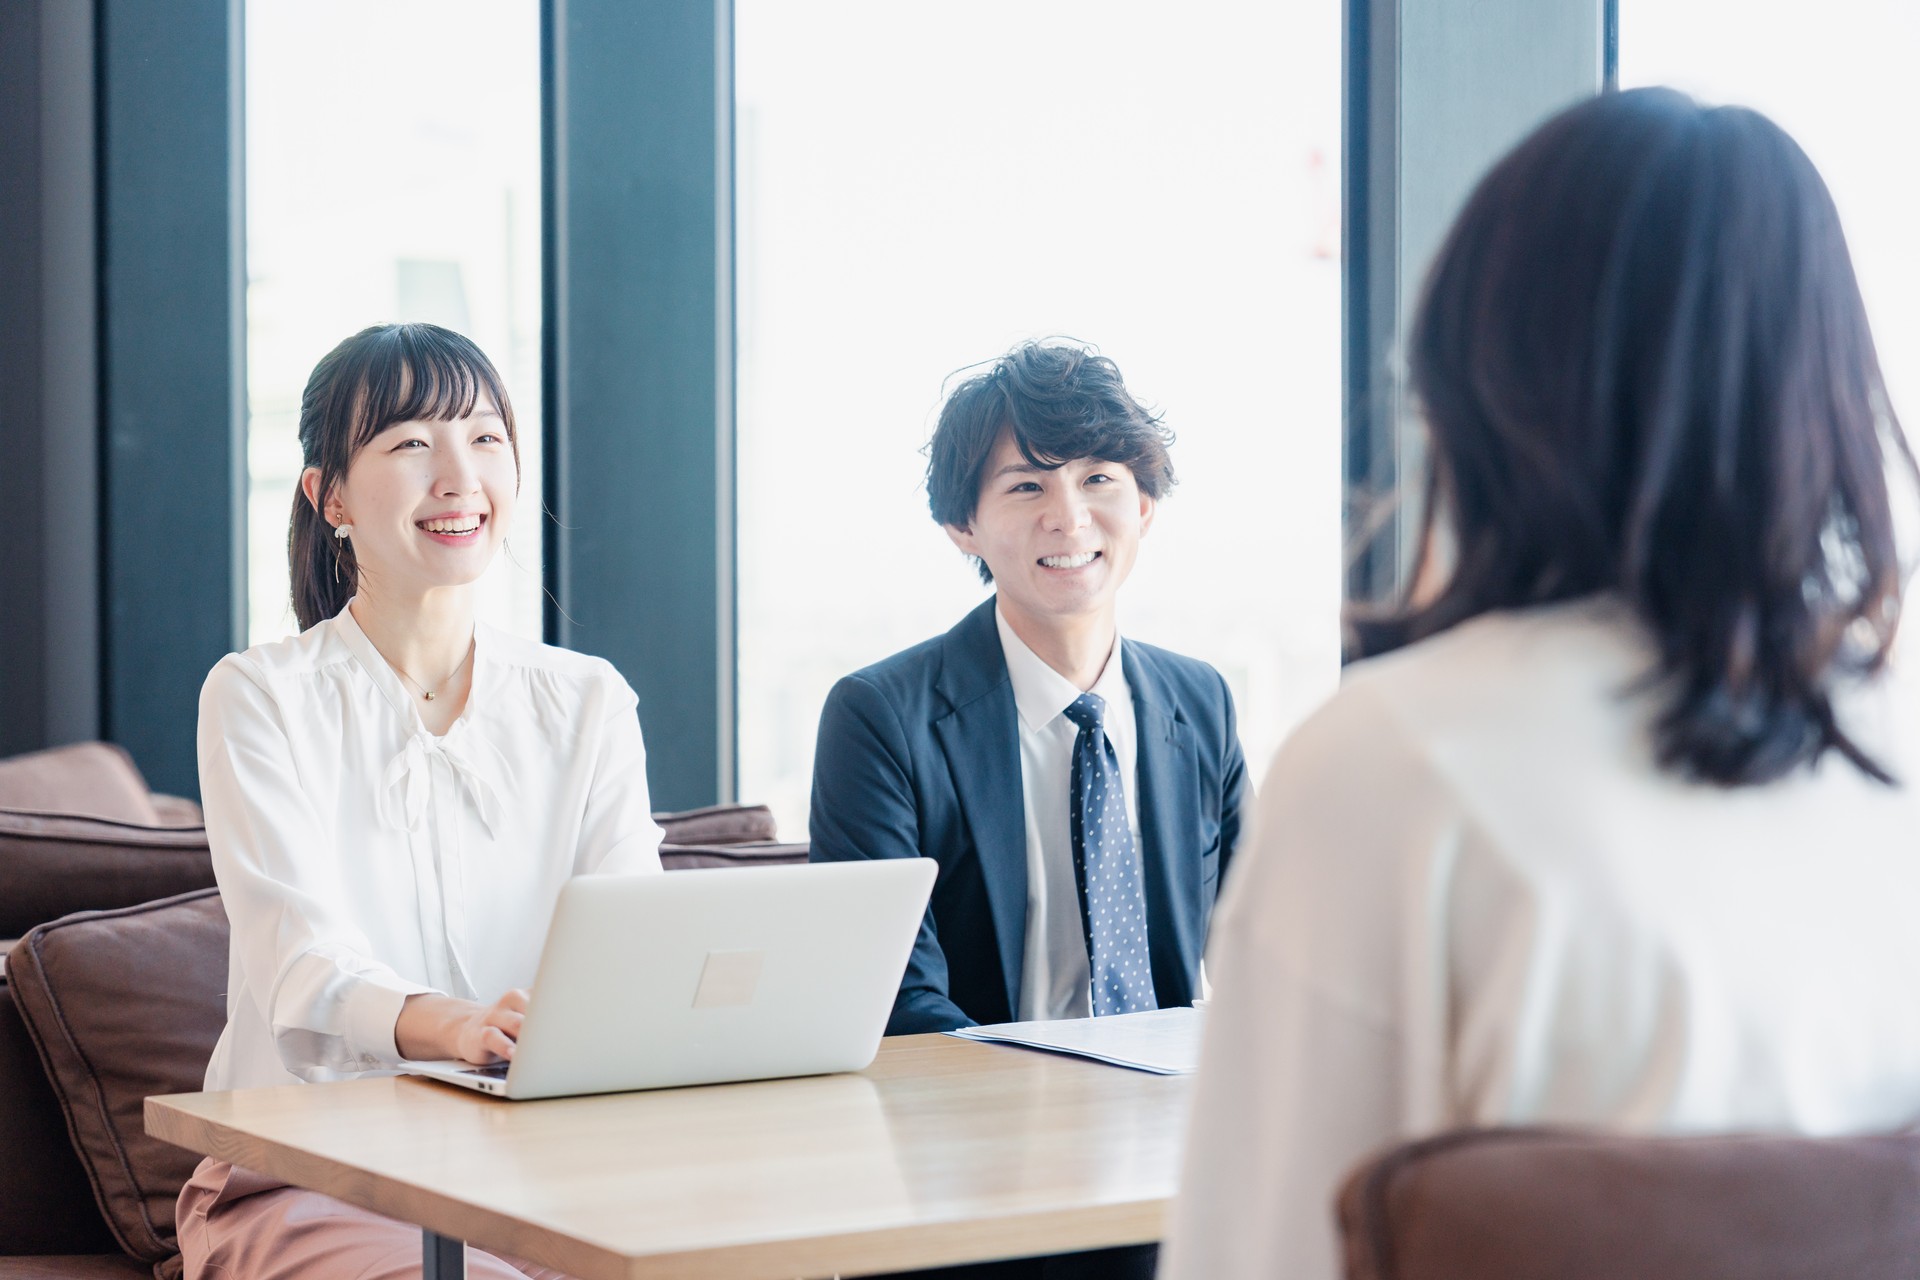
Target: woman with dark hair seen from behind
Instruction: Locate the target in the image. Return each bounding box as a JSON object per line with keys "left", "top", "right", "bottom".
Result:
{"left": 1163, "top": 88, "right": 1920, "bottom": 1280}
{"left": 177, "top": 323, "right": 662, "bottom": 1279}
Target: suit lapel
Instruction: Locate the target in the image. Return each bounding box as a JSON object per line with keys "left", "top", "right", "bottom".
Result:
{"left": 932, "top": 599, "right": 1028, "bottom": 1018}
{"left": 1124, "top": 644, "right": 1201, "bottom": 1006}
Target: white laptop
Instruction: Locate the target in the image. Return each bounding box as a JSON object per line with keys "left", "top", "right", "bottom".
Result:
{"left": 404, "top": 858, "right": 936, "bottom": 1100}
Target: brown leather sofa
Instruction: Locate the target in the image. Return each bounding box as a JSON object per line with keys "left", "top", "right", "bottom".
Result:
{"left": 0, "top": 743, "right": 214, "bottom": 949}
{"left": 0, "top": 745, "right": 215, "bottom": 1277}
{"left": 0, "top": 742, "right": 804, "bottom": 1278}
{"left": 1337, "top": 1125, "right": 1920, "bottom": 1280}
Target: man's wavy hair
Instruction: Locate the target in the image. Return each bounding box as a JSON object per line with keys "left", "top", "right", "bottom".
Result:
{"left": 926, "top": 341, "right": 1176, "bottom": 584}
{"left": 1352, "top": 88, "right": 1915, "bottom": 787}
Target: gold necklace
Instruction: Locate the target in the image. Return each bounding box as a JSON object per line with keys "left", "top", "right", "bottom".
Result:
{"left": 394, "top": 648, "right": 472, "bottom": 702}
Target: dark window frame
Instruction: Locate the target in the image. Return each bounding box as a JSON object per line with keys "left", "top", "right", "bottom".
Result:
{"left": 97, "top": 0, "right": 247, "bottom": 797}
{"left": 542, "top": 0, "right": 738, "bottom": 811}
{"left": 1341, "top": 0, "right": 1609, "bottom": 636}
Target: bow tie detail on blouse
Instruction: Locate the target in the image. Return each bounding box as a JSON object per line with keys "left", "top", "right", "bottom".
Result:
{"left": 376, "top": 728, "right": 508, "bottom": 838}
{"left": 374, "top": 725, "right": 508, "bottom": 1002}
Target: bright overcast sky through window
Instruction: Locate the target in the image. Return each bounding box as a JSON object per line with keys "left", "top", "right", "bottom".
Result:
{"left": 734, "top": 1, "right": 1344, "bottom": 837}
{"left": 245, "top": 0, "right": 543, "bottom": 649}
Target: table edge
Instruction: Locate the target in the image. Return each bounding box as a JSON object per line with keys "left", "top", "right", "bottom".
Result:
{"left": 144, "top": 1085, "right": 1174, "bottom": 1279}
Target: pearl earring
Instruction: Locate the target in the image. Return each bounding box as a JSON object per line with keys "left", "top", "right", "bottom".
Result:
{"left": 334, "top": 523, "right": 353, "bottom": 540}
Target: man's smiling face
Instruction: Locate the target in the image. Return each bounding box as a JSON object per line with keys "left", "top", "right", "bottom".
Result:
{"left": 945, "top": 429, "right": 1156, "bottom": 630}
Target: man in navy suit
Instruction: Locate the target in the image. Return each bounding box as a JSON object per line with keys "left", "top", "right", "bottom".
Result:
{"left": 810, "top": 341, "right": 1248, "bottom": 1047}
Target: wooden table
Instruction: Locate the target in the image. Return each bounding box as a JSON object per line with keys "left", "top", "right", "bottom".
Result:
{"left": 145, "top": 1034, "right": 1192, "bottom": 1279}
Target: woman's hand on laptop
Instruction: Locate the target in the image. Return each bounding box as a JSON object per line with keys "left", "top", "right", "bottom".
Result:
{"left": 396, "top": 989, "right": 530, "bottom": 1065}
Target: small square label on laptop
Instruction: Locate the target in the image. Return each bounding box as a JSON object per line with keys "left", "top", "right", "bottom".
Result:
{"left": 691, "top": 949, "right": 765, "bottom": 1008}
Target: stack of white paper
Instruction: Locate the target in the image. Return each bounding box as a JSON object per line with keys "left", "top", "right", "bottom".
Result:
{"left": 946, "top": 1006, "right": 1204, "bottom": 1075}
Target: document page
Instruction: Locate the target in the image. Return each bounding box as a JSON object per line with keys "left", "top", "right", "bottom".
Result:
{"left": 946, "top": 1007, "right": 1203, "bottom": 1075}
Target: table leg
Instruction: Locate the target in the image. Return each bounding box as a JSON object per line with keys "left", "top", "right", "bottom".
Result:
{"left": 424, "top": 1229, "right": 466, "bottom": 1279}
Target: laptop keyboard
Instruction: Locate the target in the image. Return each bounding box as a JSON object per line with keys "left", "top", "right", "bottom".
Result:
{"left": 463, "top": 1062, "right": 511, "bottom": 1080}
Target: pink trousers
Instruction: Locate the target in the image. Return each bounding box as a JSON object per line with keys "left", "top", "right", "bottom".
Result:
{"left": 176, "top": 1157, "right": 576, "bottom": 1280}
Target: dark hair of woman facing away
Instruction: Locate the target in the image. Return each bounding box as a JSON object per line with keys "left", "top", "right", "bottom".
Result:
{"left": 289, "top": 323, "right": 519, "bottom": 632}
{"left": 1352, "top": 87, "right": 1915, "bottom": 787}
{"left": 926, "top": 340, "right": 1177, "bottom": 584}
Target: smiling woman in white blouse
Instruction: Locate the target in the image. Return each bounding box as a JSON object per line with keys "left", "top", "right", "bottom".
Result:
{"left": 1163, "top": 89, "right": 1920, "bottom": 1280}
{"left": 176, "top": 323, "right": 663, "bottom": 1280}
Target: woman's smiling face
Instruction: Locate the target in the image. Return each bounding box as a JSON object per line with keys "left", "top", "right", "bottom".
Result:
{"left": 310, "top": 397, "right": 518, "bottom": 599}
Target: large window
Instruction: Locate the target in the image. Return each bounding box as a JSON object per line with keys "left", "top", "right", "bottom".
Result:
{"left": 245, "top": 0, "right": 543, "bottom": 647}
{"left": 1621, "top": 1, "right": 1920, "bottom": 421}
{"left": 734, "top": 2, "right": 1344, "bottom": 835}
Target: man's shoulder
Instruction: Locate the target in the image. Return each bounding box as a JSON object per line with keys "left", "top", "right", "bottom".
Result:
{"left": 1122, "top": 639, "right": 1244, "bottom": 784}
{"left": 1123, "top": 637, "right": 1231, "bottom": 707}
{"left": 829, "top": 599, "right": 1002, "bottom": 714}
{"left": 839, "top": 631, "right": 949, "bottom": 699}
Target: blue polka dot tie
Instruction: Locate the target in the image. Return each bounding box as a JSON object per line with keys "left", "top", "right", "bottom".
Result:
{"left": 1063, "top": 692, "right": 1157, "bottom": 1017}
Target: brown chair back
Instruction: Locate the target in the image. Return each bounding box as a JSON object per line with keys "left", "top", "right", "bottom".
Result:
{"left": 1338, "top": 1127, "right": 1920, "bottom": 1280}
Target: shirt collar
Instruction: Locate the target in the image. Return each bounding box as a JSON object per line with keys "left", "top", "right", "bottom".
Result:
{"left": 329, "top": 597, "right": 491, "bottom": 738}
{"left": 994, "top": 604, "right": 1126, "bottom": 732}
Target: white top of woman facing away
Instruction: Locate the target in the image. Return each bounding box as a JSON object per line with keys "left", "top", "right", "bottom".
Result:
{"left": 1160, "top": 596, "right": 1920, "bottom": 1280}
{"left": 197, "top": 600, "right": 665, "bottom": 1091}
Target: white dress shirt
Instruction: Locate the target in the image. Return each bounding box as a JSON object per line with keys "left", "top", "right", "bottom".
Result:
{"left": 1163, "top": 596, "right": 1920, "bottom": 1280}
{"left": 995, "top": 607, "right": 1142, "bottom": 1022}
{"left": 196, "top": 602, "right": 665, "bottom": 1091}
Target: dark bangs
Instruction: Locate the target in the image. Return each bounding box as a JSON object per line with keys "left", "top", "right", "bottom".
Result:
{"left": 926, "top": 341, "right": 1176, "bottom": 531}
{"left": 339, "top": 324, "right": 518, "bottom": 460}
{"left": 289, "top": 322, "right": 520, "bottom": 631}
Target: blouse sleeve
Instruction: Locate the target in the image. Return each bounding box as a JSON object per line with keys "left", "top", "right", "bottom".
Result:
{"left": 198, "top": 656, "right": 436, "bottom": 1080}
{"left": 1160, "top": 684, "right": 1462, "bottom": 1280}
{"left": 573, "top": 666, "right": 666, "bottom": 875}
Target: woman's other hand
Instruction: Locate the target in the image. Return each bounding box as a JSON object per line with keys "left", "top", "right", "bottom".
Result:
{"left": 395, "top": 989, "right": 530, "bottom": 1064}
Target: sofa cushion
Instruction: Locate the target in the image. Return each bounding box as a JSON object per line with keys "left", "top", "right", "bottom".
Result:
{"left": 0, "top": 811, "right": 216, "bottom": 940}
{"left": 0, "top": 955, "right": 121, "bottom": 1257}
{"left": 655, "top": 802, "right": 779, "bottom": 846}
{"left": 0, "top": 743, "right": 160, "bottom": 826}
{"left": 7, "top": 890, "right": 229, "bottom": 1266}
{"left": 660, "top": 839, "right": 810, "bottom": 871}
{"left": 1336, "top": 1126, "right": 1920, "bottom": 1280}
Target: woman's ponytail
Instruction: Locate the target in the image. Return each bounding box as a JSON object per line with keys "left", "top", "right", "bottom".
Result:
{"left": 289, "top": 485, "right": 354, "bottom": 632}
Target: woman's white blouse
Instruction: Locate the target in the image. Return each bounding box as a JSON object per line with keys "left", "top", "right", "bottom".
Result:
{"left": 1163, "top": 597, "right": 1920, "bottom": 1280}
{"left": 197, "top": 604, "right": 665, "bottom": 1091}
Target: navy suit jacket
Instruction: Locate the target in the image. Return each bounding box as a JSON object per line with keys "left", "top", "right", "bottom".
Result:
{"left": 809, "top": 597, "right": 1249, "bottom": 1034}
